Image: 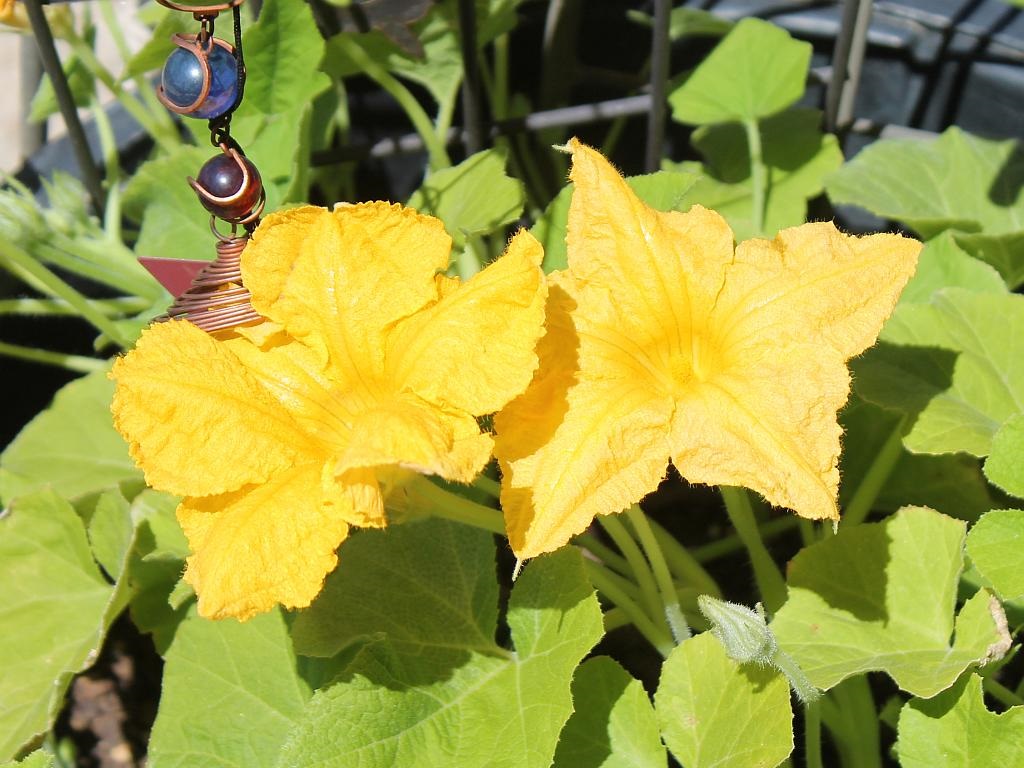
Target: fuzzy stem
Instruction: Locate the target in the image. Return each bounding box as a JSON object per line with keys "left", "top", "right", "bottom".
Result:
{"left": 626, "top": 506, "right": 690, "bottom": 642}
{"left": 743, "top": 117, "right": 766, "bottom": 235}
{"left": 720, "top": 486, "right": 787, "bottom": 612}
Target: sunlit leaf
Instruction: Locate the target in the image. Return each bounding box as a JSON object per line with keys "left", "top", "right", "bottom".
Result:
{"left": 654, "top": 633, "right": 793, "bottom": 768}
{"left": 0, "top": 491, "right": 115, "bottom": 761}
{"left": 0, "top": 369, "right": 141, "bottom": 505}
{"left": 855, "top": 289, "right": 1024, "bottom": 457}
{"left": 896, "top": 674, "right": 1024, "bottom": 767}
{"left": 898, "top": 233, "right": 1006, "bottom": 306}
{"left": 279, "top": 521, "right": 603, "bottom": 768}
{"left": 771, "top": 507, "right": 1010, "bottom": 697}
{"left": 666, "top": 109, "right": 842, "bottom": 239}
{"left": 407, "top": 149, "right": 524, "bottom": 248}
{"left": 668, "top": 17, "right": 810, "bottom": 125}
{"left": 825, "top": 127, "right": 1024, "bottom": 286}
{"left": 984, "top": 415, "right": 1024, "bottom": 498}
{"left": 966, "top": 508, "right": 1024, "bottom": 602}
{"left": 552, "top": 656, "right": 666, "bottom": 768}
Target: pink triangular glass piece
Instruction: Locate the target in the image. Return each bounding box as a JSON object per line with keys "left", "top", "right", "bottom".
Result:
{"left": 139, "top": 257, "right": 207, "bottom": 298}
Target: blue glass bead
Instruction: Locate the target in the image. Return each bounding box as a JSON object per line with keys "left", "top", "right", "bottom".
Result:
{"left": 160, "top": 44, "right": 238, "bottom": 119}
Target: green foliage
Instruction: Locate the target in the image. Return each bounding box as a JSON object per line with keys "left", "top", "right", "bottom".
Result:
{"left": 855, "top": 289, "right": 1024, "bottom": 458}
{"left": 771, "top": 507, "right": 1009, "bottom": 697}
{"left": 826, "top": 127, "right": 1024, "bottom": 286}
{"left": 668, "top": 17, "right": 810, "bottom": 125}
{"left": 654, "top": 633, "right": 793, "bottom": 768}
{"left": 896, "top": 674, "right": 1024, "bottom": 766}
{"left": 552, "top": 657, "right": 666, "bottom": 768}
{"left": 966, "top": 509, "right": 1024, "bottom": 601}
{"left": 0, "top": 369, "right": 140, "bottom": 505}
{"left": 666, "top": 108, "right": 842, "bottom": 239}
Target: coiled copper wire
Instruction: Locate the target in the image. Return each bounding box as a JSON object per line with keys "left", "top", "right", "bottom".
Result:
{"left": 163, "top": 236, "right": 261, "bottom": 332}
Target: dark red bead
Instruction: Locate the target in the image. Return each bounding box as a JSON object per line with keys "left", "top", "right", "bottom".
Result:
{"left": 194, "top": 153, "right": 262, "bottom": 221}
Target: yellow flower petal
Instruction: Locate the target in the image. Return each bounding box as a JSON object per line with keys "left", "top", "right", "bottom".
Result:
{"left": 498, "top": 139, "right": 921, "bottom": 557}
{"left": 388, "top": 229, "right": 547, "bottom": 415}
{"left": 242, "top": 203, "right": 451, "bottom": 376}
{"left": 337, "top": 393, "right": 493, "bottom": 484}
{"left": 110, "top": 320, "right": 316, "bottom": 498}
{"left": 178, "top": 463, "right": 350, "bottom": 620}
{"left": 496, "top": 282, "right": 675, "bottom": 559}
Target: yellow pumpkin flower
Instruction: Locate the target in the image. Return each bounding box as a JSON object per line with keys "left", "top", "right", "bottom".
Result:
{"left": 111, "top": 203, "right": 547, "bottom": 620}
{"left": 495, "top": 139, "right": 921, "bottom": 561}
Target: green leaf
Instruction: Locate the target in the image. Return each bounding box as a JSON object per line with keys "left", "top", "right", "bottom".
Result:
{"left": 123, "top": 489, "right": 190, "bottom": 655}
{"left": 407, "top": 149, "right": 525, "bottom": 248}
{"left": 552, "top": 657, "right": 667, "bottom": 768}
{"left": 0, "top": 491, "right": 115, "bottom": 761}
{"left": 122, "top": 7, "right": 195, "bottom": 79}
{"left": 627, "top": 7, "right": 732, "bottom": 41}
{"left": 771, "top": 507, "right": 1010, "bottom": 697}
{"left": 29, "top": 41, "right": 94, "bottom": 123}
{"left": 148, "top": 607, "right": 311, "bottom": 767}
{"left": 81, "top": 488, "right": 134, "bottom": 580}
{"left": 839, "top": 397, "right": 999, "bottom": 521}
{"left": 898, "top": 233, "right": 1007, "bottom": 305}
{"left": 122, "top": 145, "right": 211, "bottom": 262}
{"left": 654, "top": 632, "right": 793, "bottom": 768}
{"left": 666, "top": 108, "right": 842, "bottom": 239}
{"left": 0, "top": 369, "right": 141, "bottom": 505}
{"left": 668, "top": 17, "right": 810, "bottom": 125}
{"left": 984, "top": 415, "right": 1024, "bottom": 498}
{"left": 966, "top": 509, "right": 1024, "bottom": 601}
{"left": 0, "top": 751, "right": 56, "bottom": 768}
{"left": 854, "top": 289, "right": 1024, "bottom": 457}
{"left": 530, "top": 170, "right": 698, "bottom": 273}
{"left": 825, "top": 128, "right": 1024, "bottom": 286}
{"left": 279, "top": 522, "right": 603, "bottom": 768}
{"left": 896, "top": 673, "right": 1024, "bottom": 767}
{"left": 291, "top": 517, "right": 499, "bottom": 658}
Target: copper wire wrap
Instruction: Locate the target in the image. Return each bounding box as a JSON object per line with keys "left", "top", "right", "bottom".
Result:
{"left": 153, "top": 0, "right": 243, "bottom": 17}
{"left": 163, "top": 236, "right": 261, "bottom": 332}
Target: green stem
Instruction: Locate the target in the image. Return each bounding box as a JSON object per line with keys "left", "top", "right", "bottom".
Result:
{"left": 626, "top": 506, "right": 690, "bottom": 642}
{"left": 333, "top": 36, "right": 451, "bottom": 170}
{"left": 843, "top": 417, "right": 906, "bottom": 526}
{"left": 984, "top": 677, "right": 1024, "bottom": 708}
{"left": 804, "top": 700, "right": 824, "bottom": 768}
{"left": 90, "top": 92, "right": 121, "bottom": 241}
{"left": 576, "top": 533, "right": 633, "bottom": 577}
{"left": 0, "top": 297, "right": 146, "bottom": 316}
{"left": 720, "top": 486, "right": 787, "bottom": 613}
{"left": 405, "top": 476, "right": 505, "bottom": 534}
{"left": 774, "top": 648, "right": 820, "bottom": 705}
{"left": 492, "top": 33, "right": 509, "bottom": 120}
{"left": 0, "top": 340, "right": 106, "bottom": 372}
{"left": 646, "top": 516, "right": 721, "bottom": 597}
{"left": 692, "top": 515, "right": 799, "bottom": 562}
{"left": 743, "top": 118, "right": 766, "bottom": 235}
{"left": 471, "top": 473, "right": 501, "bottom": 499}
{"left": 0, "top": 236, "right": 132, "bottom": 348}
{"left": 583, "top": 559, "right": 674, "bottom": 658}
{"left": 599, "top": 514, "right": 665, "bottom": 629}
{"left": 827, "top": 676, "right": 881, "bottom": 768}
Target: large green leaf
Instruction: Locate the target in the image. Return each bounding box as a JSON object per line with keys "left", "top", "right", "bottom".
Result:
{"left": 854, "top": 289, "right": 1024, "bottom": 457}
{"left": 0, "top": 752, "right": 55, "bottom": 768}
{"left": 122, "top": 145, "right": 211, "bottom": 262}
{"left": 530, "top": 170, "right": 698, "bottom": 273}
{"left": 896, "top": 673, "right": 1024, "bottom": 767}
{"left": 407, "top": 149, "right": 524, "bottom": 248}
{"left": 666, "top": 108, "right": 842, "bottom": 239}
{"left": 279, "top": 521, "right": 603, "bottom": 768}
{"left": 897, "top": 233, "right": 1006, "bottom": 306}
{"left": 552, "top": 657, "right": 666, "bottom": 768}
{"left": 984, "top": 415, "right": 1024, "bottom": 498}
{"left": 825, "top": 128, "right": 1024, "bottom": 286}
{"left": 147, "top": 607, "right": 312, "bottom": 767}
{"left": 771, "top": 507, "right": 1010, "bottom": 697}
{"left": 668, "top": 17, "right": 810, "bottom": 125}
{"left": 966, "top": 509, "right": 1024, "bottom": 602}
{"left": 654, "top": 632, "right": 792, "bottom": 768}
{"left": 0, "top": 491, "right": 116, "bottom": 760}
{"left": 0, "top": 369, "right": 141, "bottom": 505}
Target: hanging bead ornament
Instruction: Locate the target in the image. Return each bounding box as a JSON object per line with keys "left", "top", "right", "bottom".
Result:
{"left": 139, "top": 0, "right": 265, "bottom": 334}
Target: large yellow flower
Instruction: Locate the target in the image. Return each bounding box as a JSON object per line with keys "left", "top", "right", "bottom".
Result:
{"left": 112, "top": 203, "right": 546, "bottom": 620}
{"left": 495, "top": 139, "right": 921, "bottom": 561}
